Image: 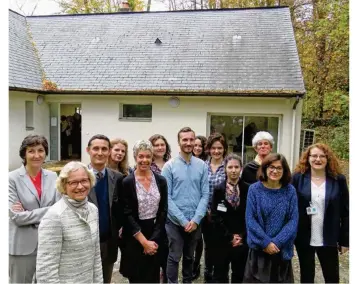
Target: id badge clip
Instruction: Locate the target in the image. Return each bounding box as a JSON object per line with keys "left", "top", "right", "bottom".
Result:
{"left": 217, "top": 202, "right": 227, "bottom": 212}
{"left": 306, "top": 202, "right": 318, "bottom": 215}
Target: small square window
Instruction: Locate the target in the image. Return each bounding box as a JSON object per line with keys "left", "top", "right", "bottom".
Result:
{"left": 119, "top": 104, "right": 152, "bottom": 121}
{"left": 25, "top": 101, "right": 34, "bottom": 130}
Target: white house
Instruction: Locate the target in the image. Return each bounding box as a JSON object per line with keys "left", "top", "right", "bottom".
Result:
{"left": 9, "top": 7, "right": 305, "bottom": 170}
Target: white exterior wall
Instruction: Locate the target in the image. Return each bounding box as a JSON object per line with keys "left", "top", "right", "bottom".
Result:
{"left": 9, "top": 91, "right": 50, "bottom": 170}
{"left": 46, "top": 95, "right": 302, "bottom": 168}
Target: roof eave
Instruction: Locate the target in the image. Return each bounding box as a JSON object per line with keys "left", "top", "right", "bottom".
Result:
{"left": 9, "top": 87, "right": 305, "bottom": 98}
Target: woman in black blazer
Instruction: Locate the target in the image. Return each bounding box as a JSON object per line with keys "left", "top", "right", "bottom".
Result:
{"left": 211, "top": 153, "right": 249, "bottom": 283}
{"left": 292, "top": 143, "right": 349, "bottom": 283}
{"left": 119, "top": 140, "right": 168, "bottom": 283}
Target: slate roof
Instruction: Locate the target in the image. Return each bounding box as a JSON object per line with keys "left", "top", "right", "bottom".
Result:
{"left": 9, "top": 11, "right": 43, "bottom": 90}
{"left": 9, "top": 7, "right": 305, "bottom": 95}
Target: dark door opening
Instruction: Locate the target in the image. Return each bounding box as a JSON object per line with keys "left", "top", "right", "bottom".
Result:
{"left": 60, "top": 104, "right": 82, "bottom": 161}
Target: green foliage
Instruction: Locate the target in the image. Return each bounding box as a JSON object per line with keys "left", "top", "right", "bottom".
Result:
{"left": 57, "top": 0, "right": 145, "bottom": 13}
{"left": 309, "top": 124, "right": 349, "bottom": 160}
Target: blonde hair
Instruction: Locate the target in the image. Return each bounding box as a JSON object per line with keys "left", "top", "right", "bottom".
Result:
{"left": 56, "top": 161, "right": 96, "bottom": 194}
{"left": 107, "top": 138, "right": 130, "bottom": 176}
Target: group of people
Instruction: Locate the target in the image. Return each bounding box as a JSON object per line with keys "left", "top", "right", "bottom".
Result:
{"left": 9, "top": 127, "right": 349, "bottom": 284}
{"left": 60, "top": 112, "right": 82, "bottom": 159}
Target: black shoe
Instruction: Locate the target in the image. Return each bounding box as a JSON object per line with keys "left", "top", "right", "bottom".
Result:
{"left": 192, "top": 264, "right": 201, "bottom": 281}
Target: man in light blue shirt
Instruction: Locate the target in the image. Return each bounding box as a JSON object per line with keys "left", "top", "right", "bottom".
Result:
{"left": 162, "top": 127, "right": 209, "bottom": 283}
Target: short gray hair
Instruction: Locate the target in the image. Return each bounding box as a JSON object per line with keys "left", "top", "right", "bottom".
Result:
{"left": 56, "top": 161, "right": 96, "bottom": 194}
{"left": 133, "top": 140, "right": 153, "bottom": 158}
{"left": 252, "top": 131, "right": 275, "bottom": 147}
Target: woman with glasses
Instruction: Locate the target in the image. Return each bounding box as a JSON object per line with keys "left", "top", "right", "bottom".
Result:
{"left": 36, "top": 161, "right": 103, "bottom": 283}
{"left": 244, "top": 153, "right": 298, "bottom": 283}
{"left": 292, "top": 143, "right": 349, "bottom": 283}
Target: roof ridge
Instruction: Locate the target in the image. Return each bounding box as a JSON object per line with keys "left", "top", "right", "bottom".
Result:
{"left": 24, "top": 6, "right": 290, "bottom": 18}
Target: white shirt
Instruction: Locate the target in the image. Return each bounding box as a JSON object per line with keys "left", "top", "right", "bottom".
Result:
{"left": 310, "top": 181, "right": 326, "bottom": 246}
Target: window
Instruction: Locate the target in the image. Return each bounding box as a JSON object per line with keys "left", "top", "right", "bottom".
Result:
{"left": 25, "top": 101, "right": 34, "bottom": 130}
{"left": 119, "top": 104, "right": 152, "bottom": 121}
{"left": 210, "top": 115, "right": 279, "bottom": 164}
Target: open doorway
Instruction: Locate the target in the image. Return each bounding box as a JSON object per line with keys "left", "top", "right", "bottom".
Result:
{"left": 60, "top": 104, "right": 82, "bottom": 161}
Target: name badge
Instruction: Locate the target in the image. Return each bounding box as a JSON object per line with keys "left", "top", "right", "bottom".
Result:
{"left": 217, "top": 203, "right": 227, "bottom": 212}
{"left": 306, "top": 206, "right": 318, "bottom": 215}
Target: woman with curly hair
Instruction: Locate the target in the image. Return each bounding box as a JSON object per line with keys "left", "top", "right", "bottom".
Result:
{"left": 193, "top": 135, "right": 208, "bottom": 161}
{"left": 107, "top": 138, "right": 131, "bottom": 176}
{"left": 149, "top": 134, "right": 171, "bottom": 175}
{"left": 292, "top": 143, "right": 349, "bottom": 283}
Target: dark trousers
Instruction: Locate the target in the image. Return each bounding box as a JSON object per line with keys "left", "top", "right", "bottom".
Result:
{"left": 193, "top": 236, "right": 203, "bottom": 268}
{"left": 165, "top": 219, "right": 202, "bottom": 283}
{"left": 159, "top": 237, "right": 169, "bottom": 283}
{"left": 100, "top": 241, "right": 116, "bottom": 283}
{"left": 202, "top": 217, "right": 215, "bottom": 282}
{"left": 296, "top": 245, "right": 339, "bottom": 283}
{"left": 213, "top": 244, "right": 248, "bottom": 283}
{"left": 102, "top": 259, "right": 114, "bottom": 283}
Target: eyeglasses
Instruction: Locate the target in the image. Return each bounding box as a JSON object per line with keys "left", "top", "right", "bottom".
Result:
{"left": 267, "top": 165, "right": 283, "bottom": 172}
{"left": 309, "top": 154, "right": 327, "bottom": 160}
{"left": 66, "top": 178, "right": 90, "bottom": 188}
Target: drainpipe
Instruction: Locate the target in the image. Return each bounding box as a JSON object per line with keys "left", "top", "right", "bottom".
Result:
{"left": 290, "top": 96, "right": 301, "bottom": 168}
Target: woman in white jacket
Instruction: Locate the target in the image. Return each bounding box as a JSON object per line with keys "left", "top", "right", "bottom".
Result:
{"left": 36, "top": 161, "right": 103, "bottom": 283}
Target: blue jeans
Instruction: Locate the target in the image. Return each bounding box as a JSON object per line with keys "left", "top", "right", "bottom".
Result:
{"left": 165, "top": 218, "right": 202, "bottom": 283}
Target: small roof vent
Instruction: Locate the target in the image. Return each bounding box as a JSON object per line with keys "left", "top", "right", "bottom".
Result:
{"left": 155, "top": 38, "right": 162, "bottom": 45}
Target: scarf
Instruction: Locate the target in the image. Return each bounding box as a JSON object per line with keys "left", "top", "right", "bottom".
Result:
{"left": 62, "top": 194, "right": 89, "bottom": 221}
{"left": 225, "top": 181, "right": 240, "bottom": 209}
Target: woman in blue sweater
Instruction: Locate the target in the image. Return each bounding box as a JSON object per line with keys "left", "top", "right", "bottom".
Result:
{"left": 244, "top": 153, "right": 298, "bottom": 283}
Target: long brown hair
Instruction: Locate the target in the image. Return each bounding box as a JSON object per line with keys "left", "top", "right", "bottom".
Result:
{"left": 107, "top": 138, "right": 130, "bottom": 176}
{"left": 149, "top": 134, "right": 171, "bottom": 162}
{"left": 294, "top": 143, "right": 341, "bottom": 178}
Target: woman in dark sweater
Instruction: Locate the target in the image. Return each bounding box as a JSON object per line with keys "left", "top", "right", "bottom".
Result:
{"left": 292, "top": 143, "right": 349, "bottom": 283}
{"left": 244, "top": 153, "right": 298, "bottom": 283}
{"left": 211, "top": 153, "right": 249, "bottom": 283}
{"left": 241, "top": 131, "right": 274, "bottom": 186}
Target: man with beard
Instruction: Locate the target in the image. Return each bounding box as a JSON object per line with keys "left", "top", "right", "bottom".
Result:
{"left": 86, "top": 134, "right": 123, "bottom": 283}
{"left": 162, "top": 127, "right": 209, "bottom": 283}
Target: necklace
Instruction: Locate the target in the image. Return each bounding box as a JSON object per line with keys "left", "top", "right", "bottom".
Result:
{"left": 312, "top": 176, "right": 325, "bottom": 180}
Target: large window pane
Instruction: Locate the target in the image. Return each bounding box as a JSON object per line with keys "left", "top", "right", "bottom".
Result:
{"left": 210, "top": 115, "right": 279, "bottom": 164}
{"left": 243, "top": 116, "right": 279, "bottom": 164}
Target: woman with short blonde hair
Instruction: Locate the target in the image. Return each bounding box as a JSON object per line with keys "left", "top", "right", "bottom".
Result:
{"left": 119, "top": 140, "right": 168, "bottom": 283}
{"left": 36, "top": 161, "right": 103, "bottom": 283}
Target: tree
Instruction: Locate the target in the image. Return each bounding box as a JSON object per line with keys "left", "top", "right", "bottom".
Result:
{"left": 56, "top": 0, "right": 145, "bottom": 13}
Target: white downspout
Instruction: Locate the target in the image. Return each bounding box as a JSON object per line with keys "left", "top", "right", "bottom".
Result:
{"left": 291, "top": 96, "right": 301, "bottom": 168}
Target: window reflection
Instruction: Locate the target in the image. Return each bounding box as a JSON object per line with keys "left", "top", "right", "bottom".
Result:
{"left": 210, "top": 115, "right": 279, "bottom": 164}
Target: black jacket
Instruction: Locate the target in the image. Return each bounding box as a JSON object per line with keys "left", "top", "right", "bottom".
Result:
{"left": 241, "top": 160, "right": 260, "bottom": 186}
{"left": 291, "top": 171, "right": 349, "bottom": 247}
{"left": 211, "top": 179, "right": 249, "bottom": 244}
{"left": 88, "top": 168, "right": 123, "bottom": 263}
{"left": 119, "top": 172, "right": 168, "bottom": 277}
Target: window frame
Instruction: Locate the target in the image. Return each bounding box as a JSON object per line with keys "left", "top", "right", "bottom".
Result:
{"left": 119, "top": 103, "right": 153, "bottom": 122}
{"left": 207, "top": 113, "right": 281, "bottom": 163}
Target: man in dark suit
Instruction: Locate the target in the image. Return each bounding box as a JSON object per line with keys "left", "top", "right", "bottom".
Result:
{"left": 86, "top": 134, "right": 123, "bottom": 283}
